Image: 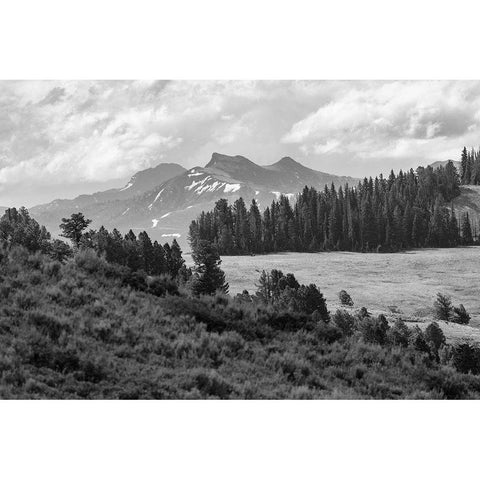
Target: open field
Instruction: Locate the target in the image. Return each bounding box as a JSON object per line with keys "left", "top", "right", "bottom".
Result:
{"left": 219, "top": 247, "right": 480, "bottom": 343}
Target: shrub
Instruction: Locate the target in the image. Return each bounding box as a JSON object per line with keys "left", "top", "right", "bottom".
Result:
{"left": 452, "top": 304, "right": 470, "bottom": 325}
{"left": 338, "top": 290, "right": 354, "bottom": 307}
{"left": 332, "top": 309, "right": 356, "bottom": 336}
{"left": 147, "top": 275, "right": 179, "bottom": 297}
{"left": 358, "top": 314, "right": 389, "bottom": 344}
{"left": 194, "top": 370, "right": 233, "bottom": 399}
{"left": 388, "top": 319, "right": 411, "bottom": 347}
{"left": 358, "top": 307, "right": 371, "bottom": 318}
{"left": 410, "top": 326, "right": 431, "bottom": 355}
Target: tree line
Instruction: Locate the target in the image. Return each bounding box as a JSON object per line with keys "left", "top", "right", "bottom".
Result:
{"left": 61, "top": 213, "right": 188, "bottom": 279}
{"left": 0, "top": 207, "right": 229, "bottom": 296}
{"left": 189, "top": 161, "right": 474, "bottom": 254}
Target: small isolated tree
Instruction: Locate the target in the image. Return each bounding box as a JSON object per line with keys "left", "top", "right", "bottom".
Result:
{"left": 191, "top": 239, "right": 228, "bottom": 296}
{"left": 424, "top": 322, "right": 446, "bottom": 352}
{"left": 59, "top": 212, "right": 92, "bottom": 246}
{"left": 338, "top": 289, "right": 354, "bottom": 307}
{"left": 453, "top": 304, "right": 471, "bottom": 325}
{"left": 433, "top": 293, "right": 453, "bottom": 322}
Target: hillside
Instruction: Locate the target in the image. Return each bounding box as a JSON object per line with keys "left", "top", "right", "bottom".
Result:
{"left": 30, "top": 153, "right": 358, "bottom": 247}
{"left": 3, "top": 245, "right": 480, "bottom": 399}
{"left": 429, "top": 159, "right": 461, "bottom": 171}
{"left": 29, "top": 162, "right": 186, "bottom": 236}
{"left": 452, "top": 185, "right": 480, "bottom": 228}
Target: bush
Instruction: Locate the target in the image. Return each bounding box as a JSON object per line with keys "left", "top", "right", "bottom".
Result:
{"left": 338, "top": 290, "right": 354, "bottom": 307}
{"left": 452, "top": 304, "right": 470, "bottom": 325}
{"left": 332, "top": 309, "right": 356, "bottom": 336}
{"left": 410, "top": 327, "right": 431, "bottom": 355}
{"left": 358, "top": 307, "right": 371, "bottom": 318}
{"left": 147, "top": 275, "right": 179, "bottom": 297}
{"left": 358, "top": 314, "right": 389, "bottom": 344}
{"left": 388, "top": 319, "right": 411, "bottom": 347}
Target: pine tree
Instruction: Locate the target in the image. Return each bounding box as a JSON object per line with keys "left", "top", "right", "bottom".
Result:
{"left": 59, "top": 213, "right": 92, "bottom": 246}
{"left": 434, "top": 292, "right": 453, "bottom": 322}
{"left": 169, "top": 239, "right": 185, "bottom": 277}
{"left": 461, "top": 146, "right": 468, "bottom": 183}
{"left": 461, "top": 212, "right": 474, "bottom": 245}
{"left": 152, "top": 241, "right": 167, "bottom": 275}
{"left": 191, "top": 240, "right": 228, "bottom": 295}
{"left": 138, "top": 231, "right": 154, "bottom": 274}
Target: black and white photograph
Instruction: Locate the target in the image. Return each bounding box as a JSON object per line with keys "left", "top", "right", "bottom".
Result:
{"left": 2, "top": 1, "right": 480, "bottom": 478}
{"left": 2, "top": 78, "right": 480, "bottom": 400}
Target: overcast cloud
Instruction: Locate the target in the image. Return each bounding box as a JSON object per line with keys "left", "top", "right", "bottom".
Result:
{"left": 1, "top": 80, "right": 479, "bottom": 206}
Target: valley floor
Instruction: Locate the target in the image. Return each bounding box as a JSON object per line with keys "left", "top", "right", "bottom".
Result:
{"left": 218, "top": 247, "right": 480, "bottom": 343}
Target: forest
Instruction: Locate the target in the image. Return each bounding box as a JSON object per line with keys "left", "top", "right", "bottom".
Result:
{"left": 1, "top": 206, "right": 480, "bottom": 398}
{"left": 189, "top": 160, "right": 475, "bottom": 254}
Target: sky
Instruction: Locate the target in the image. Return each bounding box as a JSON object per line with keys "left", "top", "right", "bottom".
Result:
{"left": 1, "top": 80, "right": 480, "bottom": 207}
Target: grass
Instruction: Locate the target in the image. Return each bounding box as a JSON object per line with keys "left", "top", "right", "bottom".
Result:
{"left": 218, "top": 247, "right": 480, "bottom": 341}
{"left": 3, "top": 245, "right": 480, "bottom": 398}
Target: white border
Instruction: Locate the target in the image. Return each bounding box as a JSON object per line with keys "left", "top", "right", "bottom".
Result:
{"left": 2, "top": 0, "right": 480, "bottom": 478}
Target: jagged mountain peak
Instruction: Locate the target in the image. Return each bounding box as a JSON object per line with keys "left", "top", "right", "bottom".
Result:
{"left": 205, "top": 152, "right": 256, "bottom": 169}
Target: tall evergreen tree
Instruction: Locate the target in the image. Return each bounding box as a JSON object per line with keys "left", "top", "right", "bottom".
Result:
{"left": 191, "top": 240, "right": 228, "bottom": 295}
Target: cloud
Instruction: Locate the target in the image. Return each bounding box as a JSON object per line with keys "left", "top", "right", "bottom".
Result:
{"left": 282, "top": 81, "right": 480, "bottom": 166}
{"left": 2, "top": 80, "right": 480, "bottom": 206}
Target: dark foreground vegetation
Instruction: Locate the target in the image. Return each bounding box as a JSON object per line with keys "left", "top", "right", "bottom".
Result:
{"left": 190, "top": 161, "right": 476, "bottom": 254}
{"left": 1, "top": 208, "right": 480, "bottom": 399}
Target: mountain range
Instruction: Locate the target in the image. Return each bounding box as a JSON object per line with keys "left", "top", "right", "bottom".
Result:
{"left": 29, "top": 153, "right": 359, "bottom": 247}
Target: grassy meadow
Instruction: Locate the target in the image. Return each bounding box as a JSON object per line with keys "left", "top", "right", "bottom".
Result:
{"left": 219, "top": 247, "right": 480, "bottom": 341}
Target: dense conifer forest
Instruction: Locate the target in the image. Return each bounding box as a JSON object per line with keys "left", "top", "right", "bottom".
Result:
{"left": 189, "top": 161, "right": 475, "bottom": 254}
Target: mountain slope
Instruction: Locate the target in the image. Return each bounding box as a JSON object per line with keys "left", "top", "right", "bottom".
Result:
{"left": 429, "top": 159, "right": 462, "bottom": 171}
{"left": 30, "top": 153, "right": 359, "bottom": 247}
{"left": 30, "top": 162, "right": 185, "bottom": 216}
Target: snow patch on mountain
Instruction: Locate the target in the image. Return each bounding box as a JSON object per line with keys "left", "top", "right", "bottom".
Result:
{"left": 186, "top": 177, "right": 210, "bottom": 191}
{"left": 151, "top": 219, "right": 159, "bottom": 228}
{"left": 162, "top": 233, "right": 181, "bottom": 238}
{"left": 160, "top": 212, "right": 171, "bottom": 219}
{"left": 196, "top": 181, "right": 221, "bottom": 195}
{"left": 224, "top": 183, "right": 241, "bottom": 193}
{"left": 122, "top": 207, "right": 130, "bottom": 216}
{"left": 119, "top": 182, "right": 133, "bottom": 192}
{"left": 148, "top": 188, "right": 165, "bottom": 210}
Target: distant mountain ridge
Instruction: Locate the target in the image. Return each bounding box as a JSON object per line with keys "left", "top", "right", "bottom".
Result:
{"left": 30, "top": 153, "right": 359, "bottom": 247}
{"left": 429, "top": 159, "right": 462, "bottom": 171}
